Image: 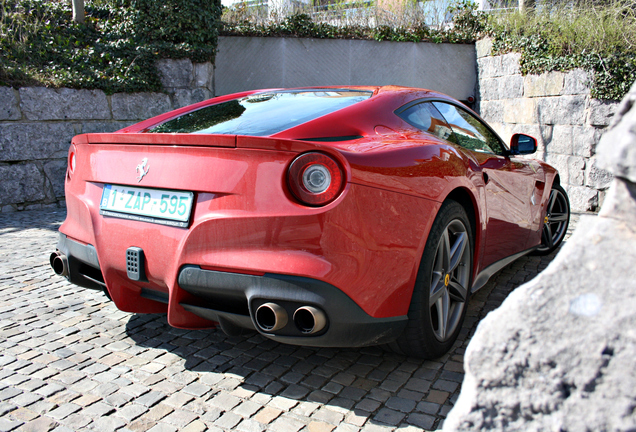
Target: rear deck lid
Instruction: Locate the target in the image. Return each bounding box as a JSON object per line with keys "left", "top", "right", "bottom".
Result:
{"left": 86, "top": 133, "right": 236, "bottom": 148}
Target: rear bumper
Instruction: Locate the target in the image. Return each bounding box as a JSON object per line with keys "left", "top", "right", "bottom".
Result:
{"left": 54, "top": 233, "right": 407, "bottom": 347}
{"left": 177, "top": 265, "right": 407, "bottom": 347}
{"left": 54, "top": 233, "right": 105, "bottom": 291}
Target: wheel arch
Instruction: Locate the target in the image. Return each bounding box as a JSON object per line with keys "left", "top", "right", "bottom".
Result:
{"left": 442, "top": 187, "right": 482, "bottom": 280}
{"left": 444, "top": 187, "right": 479, "bottom": 247}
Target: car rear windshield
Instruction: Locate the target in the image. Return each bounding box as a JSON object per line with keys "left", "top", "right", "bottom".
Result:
{"left": 146, "top": 90, "right": 373, "bottom": 136}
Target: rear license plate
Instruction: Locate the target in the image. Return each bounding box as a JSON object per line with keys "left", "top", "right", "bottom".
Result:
{"left": 100, "top": 184, "right": 194, "bottom": 228}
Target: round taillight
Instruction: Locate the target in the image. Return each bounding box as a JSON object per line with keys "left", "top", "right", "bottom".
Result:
{"left": 288, "top": 152, "right": 345, "bottom": 206}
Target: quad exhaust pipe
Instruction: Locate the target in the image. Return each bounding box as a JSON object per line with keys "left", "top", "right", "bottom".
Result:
{"left": 50, "top": 251, "right": 69, "bottom": 277}
{"left": 255, "top": 302, "right": 288, "bottom": 332}
{"left": 255, "top": 303, "right": 327, "bottom": 335}
{"left": 293, "top": 306, "right": 327, "bottom": 334}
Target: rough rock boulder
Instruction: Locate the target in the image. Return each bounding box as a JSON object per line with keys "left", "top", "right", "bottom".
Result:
{"left": 443, "top": 84, "right": 636, "bottom": 431}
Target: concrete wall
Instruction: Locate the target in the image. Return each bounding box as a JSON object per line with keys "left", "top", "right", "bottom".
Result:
{"left": 214, "top": 36, "right": 477, "bottom": 101}
{"left": 475, "top": 39, "right": 618, "bottom": 212}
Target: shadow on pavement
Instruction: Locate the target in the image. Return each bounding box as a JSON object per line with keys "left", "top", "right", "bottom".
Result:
{"left": 123, "top": 243, "right": 567, "bottom": 430}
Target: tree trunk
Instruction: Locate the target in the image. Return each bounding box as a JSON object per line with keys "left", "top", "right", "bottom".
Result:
{"left": 72, "top": 0, "right": 85, "bottom": 23}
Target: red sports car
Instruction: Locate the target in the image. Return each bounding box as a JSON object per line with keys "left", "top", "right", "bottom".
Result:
{"left": 50, "top": 86, "right": 570, "bottom": 358}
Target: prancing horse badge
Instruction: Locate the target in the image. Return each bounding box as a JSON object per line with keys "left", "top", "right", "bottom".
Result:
{"left": 136, "top": 158, "right": 150, "bottom": 182}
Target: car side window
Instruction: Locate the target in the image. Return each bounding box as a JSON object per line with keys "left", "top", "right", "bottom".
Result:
{"left": 432, "top": 102, "right": 505, "bottom": 155}
{"left": 397, "top": 102, "right": 457, "bottom": 143}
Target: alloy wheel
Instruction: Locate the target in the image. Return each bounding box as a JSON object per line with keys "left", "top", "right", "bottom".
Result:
{"left": 538, "top": 187, "right": 569, "bottom": 253}
{"left": 429, "top": 219, "right": 471, "bottom": 342}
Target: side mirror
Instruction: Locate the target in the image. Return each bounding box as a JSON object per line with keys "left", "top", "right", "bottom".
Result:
{"left": 510, "top": 134, "right": 537, "bottom": 155}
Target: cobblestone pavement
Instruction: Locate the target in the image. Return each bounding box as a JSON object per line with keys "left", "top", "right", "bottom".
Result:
{"left": 0, "top": 208, "right": 582, "bottom": 432}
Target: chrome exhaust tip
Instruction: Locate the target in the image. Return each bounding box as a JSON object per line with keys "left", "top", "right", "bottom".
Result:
{"left": 50, "top": 251, "right": 69, "bottom": 277}
{"left": 293, "top": 306, "right": 327, "bottom": 334}
{"left": 255, "top": 302, "right": 288, "bottom": 332}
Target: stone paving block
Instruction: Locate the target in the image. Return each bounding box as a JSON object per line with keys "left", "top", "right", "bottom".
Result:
{"left": 425, "top": 390, "right": 449, "bottom": 405}
{"left": 415, "top": 400, "right": 440, "bottom": 415}
{"left": 280, "top": 384, "right": 310, "bottom": 400}
{"left": 252, "top": 406, "right": 282, "bottom": 424}
{"left": 0, "top": 209, "right": 581, "bottom": 432}
{"left": 312, "top": 407, "right": 346, "bottom": 425}
{"left": 431, "top": 379, "right": 458, "bottom": 393}
{"left": 270, "top": 415, "right": 305, "bottom": 432}
{"left": 234, "top": 400, "right": 262, "bottom": 418}
{"left": 0, "top": 402, "right": 16, "bottom": 417}
{"left": 181, "top": 419, "right": 207, "bottom": 432}
{"left": 0, "top": 388, "right": 22, "bottom": 401}
{"left": 87, "top": 415, "right": 126, "bottom": 432}
{"left": 47, "top": 403, "right": 81, "bottom": 420}
{"left": 374, "top": 408, "right": 406, "bottom": 426}
{"left": 144, "top": 403, "right": 174, "bottom": 422}
{"left": 61, "top": 413, "right": 91, "bottom": 429}
{"left": 209, "top": 392, "right": 241, "bottom": 411}
{"left": 0, "top": 418, "right": 23, "bottom": 431}
{"left": 214, "top": 412, "right": 242, "bottom": 429}
{"left": 17, "top": 416, "right": 58, "bottom": 432}
{"left": 385, "top": 397, "right": 417, "bottom": 413}
{"left": 333, "top": 424, "right": 360, "bottom": 432}
{"left": 235, "top": 418, "right": 266, "bottom": 432}
{"left": 162, "top": 393, "right": 194, "bottom": 409}
{"left": 104, "top": 391, "right": 134, "bottom": 407}
{"left": 406, "top": 412, "right": 435, "bottom": 429}
{"left": 163, "top": 409, "right": 199, "bottom": 428}
{"left": 8, "top": 407, "right": 38, "bottom": 422}
{"left": 308, "top": 420, "right": 337, "bottom": 432}
{"left": 181, "top": 383, "right": 210, "bottom": 398}
{"left": 345, "top": 409, "right": 369, "bottom": 427}
{"left": 10, "top": 391, "right": 42, "bottom": 407}
{"left": 136, "top": 391, "right": 166, "bottom": 408}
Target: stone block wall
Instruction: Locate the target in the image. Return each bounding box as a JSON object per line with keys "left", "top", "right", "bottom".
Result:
{"left": 476, "top": 39, "right": 618, "bottom": 212}
{"left": 0, "top": 60, "right": 213, "bottom": 212}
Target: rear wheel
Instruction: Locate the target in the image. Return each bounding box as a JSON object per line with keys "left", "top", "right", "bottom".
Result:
{"left": 533, "top": 183, "right": 570, "bottom": 255}
{"left": 393, "top": 200, "right": 473, "bottom": 359}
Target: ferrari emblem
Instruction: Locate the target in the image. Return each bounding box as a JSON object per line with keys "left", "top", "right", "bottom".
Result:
{"left": 136, "top": 158, "right": 150, "bottom": 182}
{"left": 444, "top": 274, "right": 450, "bottom": 287}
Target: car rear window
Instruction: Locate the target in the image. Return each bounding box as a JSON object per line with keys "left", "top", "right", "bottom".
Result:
{"left": 147, "top": 90, "right": 372, "bottom": 136}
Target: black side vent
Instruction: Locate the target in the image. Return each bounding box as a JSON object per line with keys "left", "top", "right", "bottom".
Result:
{"left": 299, "top": 135, "right": 363, "bottom": 142}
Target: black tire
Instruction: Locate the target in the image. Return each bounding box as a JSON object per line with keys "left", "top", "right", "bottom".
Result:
{"left": 392, "top": 200, "right": 473, "bottom": 359}
{"left": 532, "top": 183, "right": 570, "bottom": 256}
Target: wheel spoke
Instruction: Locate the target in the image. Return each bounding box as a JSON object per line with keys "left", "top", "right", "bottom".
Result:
{"left": 548, "top": 189, "right": 557, "bottom": 213}
{"left": 448, "top": 279, "right": 467, "bottom": 303}
{"left": 431, "top": 271, "right": 444, "bottom": 292}
{"left": 440, "top": 229, "right": 451, "bottom": 272}
{"left": 428, "top": 282, "right": 446, "bottom": 305}
{"left": 542, "top": 223, "right": 554, "bottom": 248}
{"left": 549, "top": 212, "right": 568, "bottom": 223}
{"left": 435, "top": 290, "right": 450, "bottom": 340}
{"left": 448, "top": 231, "right": 467, "bottom": 273}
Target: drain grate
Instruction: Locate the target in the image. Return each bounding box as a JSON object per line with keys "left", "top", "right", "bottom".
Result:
{"left": 126, "top": 247, "right": 147, "bottom": 282}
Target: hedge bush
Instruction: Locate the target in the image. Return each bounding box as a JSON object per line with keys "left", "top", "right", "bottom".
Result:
{"left": 487, "top": 0, "right": 636, "bottom": 100}
{"left": 0, "top": 0, "right": 221, "bottom": 93}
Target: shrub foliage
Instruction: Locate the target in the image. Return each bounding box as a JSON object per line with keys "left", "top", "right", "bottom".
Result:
{"left": 487, "top": 0, "right": 636, "bottom": 100}
{"left": 0, "top": 0, "right": 221, "bottom": 93}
